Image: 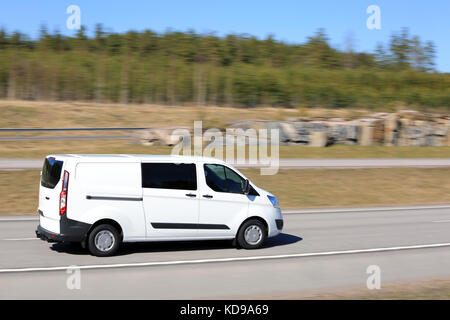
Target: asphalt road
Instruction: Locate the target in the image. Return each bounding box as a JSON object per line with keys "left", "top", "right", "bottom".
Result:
{"left": 0, "top": 205, "right": 450, "bottom": 299}
{"left": 1, "top": 158, "right": 450, "bottom": 170}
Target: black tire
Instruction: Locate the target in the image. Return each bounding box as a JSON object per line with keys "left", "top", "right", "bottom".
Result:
{"left": 87, "top": 224, "right": 121, "bottom": 257}
{"left": 236, "top": 219, "right": 267, "bottom": 249}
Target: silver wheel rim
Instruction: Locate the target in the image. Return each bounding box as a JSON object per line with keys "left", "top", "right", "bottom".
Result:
{"left": 244, "top": 225, "right": 262, "bottom": 245}
{"left": 94, "top": 230, "right": 115, "bottom": 252}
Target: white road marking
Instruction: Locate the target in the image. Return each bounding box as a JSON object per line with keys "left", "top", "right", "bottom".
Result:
{"left": 432, "top": 220, "right": 450, "bottom": 223}
{"left": 283, "top": 204, "right": 450, "bottom": 214}
{"left": 0, "top": 217, "right": 39, "bottom": 222}
{"left": 1, "top": 242, "right": 449, "bottom": 274}
{"left": 1, "top": 238, "right": 39, "bottom": 241}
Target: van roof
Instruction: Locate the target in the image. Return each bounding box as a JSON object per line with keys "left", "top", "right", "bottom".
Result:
{"left": 47, "top": 154, "right": 227, "bottom": 164}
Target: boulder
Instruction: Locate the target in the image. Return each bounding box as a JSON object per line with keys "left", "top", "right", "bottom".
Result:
{"left": 309, "top": 131, "right": 328, "bottom": 147}
{"left": 327, "top": 123, "right": 359, "bottom": 145}
{"left": 359, "top": 124, "right": 374, "bottom": 146}
{"left": 280, "top": 122, "right": 301, "bottom": 144}
{"left": 266, "top": 121, "right": 289, "bottom": 145}
{"left": 384, "top": 113, "right": 400, "bottom": 146}
{"left": 138, "top": 127, "right": 190, "bottom": 146}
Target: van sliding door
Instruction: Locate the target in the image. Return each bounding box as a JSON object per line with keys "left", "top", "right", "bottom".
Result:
{"left": 141, "top": 162, "right": 199, "bottom": 239}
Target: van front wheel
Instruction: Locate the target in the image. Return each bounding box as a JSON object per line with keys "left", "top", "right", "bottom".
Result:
{"left": 236, "top": 219, "right": 267, "bottom": 249}
{"left": 88, "top": 224, "right": 120, "bottom": 257}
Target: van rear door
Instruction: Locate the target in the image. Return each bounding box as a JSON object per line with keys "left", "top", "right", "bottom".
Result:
{"left": 39, "top": 157, "right": 64, "bottom": 221}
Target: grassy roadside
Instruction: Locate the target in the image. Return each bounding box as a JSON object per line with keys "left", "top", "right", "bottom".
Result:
{"left": 0, "top": 100, "right": 374, "bottom": 129}
{"left": 1, "top": 168, "right": 449, "bottom": 215}
{"left": 233, "top": 278, "right": 450, "bottom": 299}
{"left": 306, "top": 278, "right": 450, "bottom": 299}
{"left": 244, "top": 167, "right": 450, "bottom": 209}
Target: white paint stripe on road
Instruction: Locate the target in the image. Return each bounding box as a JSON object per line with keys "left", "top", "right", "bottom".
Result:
{"left": 432, "top": 220, "right": 450, "bottom": 223}
{"left": 0, "top": 217, "right": 38, "bottom": 221}
{"left": 1, "top": 238, "right": 39, "bottom": 241}
{"left": 1, "top": 242, "right": 450, "bottom": 274}
{"left": 283, "top": 204, "right": 450, "bottom": 214}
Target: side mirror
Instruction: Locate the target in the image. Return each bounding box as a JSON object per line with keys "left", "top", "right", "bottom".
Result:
{"left": 242, "top": 179, "right": 250, "bottom": 195}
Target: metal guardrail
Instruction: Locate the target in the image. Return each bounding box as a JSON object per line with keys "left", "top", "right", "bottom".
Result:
{"left": 0, "top": 135, "right": 133, "bottom": 141}
{"left": 0, "top": 127, "right": 149, "bottom": 132}
{"left": 0, "top": 127, "right": 149, "bottom": 141}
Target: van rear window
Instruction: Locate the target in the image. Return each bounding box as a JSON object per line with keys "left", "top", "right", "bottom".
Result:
{"left": 141, "top": 163, "right": 197, "bottom": 190}
{"left": 41, "top": 157, "right": 63, "bottom": 189}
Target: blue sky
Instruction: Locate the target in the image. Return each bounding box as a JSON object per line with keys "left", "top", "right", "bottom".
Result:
{"left": 1, "top": 0, "right": 449, "bottom": 71}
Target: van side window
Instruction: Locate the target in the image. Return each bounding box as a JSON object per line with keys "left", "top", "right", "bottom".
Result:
{"left": 141, "top": 163, "right": 197, "bottom": 190}
{"left": 224, "top": 167, "right": 246, "bottom": 194}
{"left": 203, "top": 164, "right": 228, "bottom": 192}
{"left": 204, "top": 164, "right": 250, "bottom": 194}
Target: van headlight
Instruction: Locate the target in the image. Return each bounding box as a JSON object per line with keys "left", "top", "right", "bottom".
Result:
{"left": 267, "top": 195, "right": 279, "bottom": 208}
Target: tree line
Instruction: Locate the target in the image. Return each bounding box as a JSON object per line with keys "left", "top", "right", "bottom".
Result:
{"left": 0, "top": 25, "right": 448, "bottom": 110}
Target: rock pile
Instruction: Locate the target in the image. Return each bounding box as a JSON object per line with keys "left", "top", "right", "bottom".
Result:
{"left": 229, "top": 110, "right": 450, "bottom": 147}
{"left": 136, "top": 110, "right": 450, "bottom": 147}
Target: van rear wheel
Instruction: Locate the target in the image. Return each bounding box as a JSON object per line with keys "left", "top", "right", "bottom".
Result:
{"left": 236, "top": 219, "right": 267, "bottom": 249}
{"left": 88, "top": 224, "right": 120, "bottom": 257}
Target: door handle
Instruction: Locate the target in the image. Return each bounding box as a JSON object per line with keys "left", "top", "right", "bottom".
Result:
{"left": 185, "top": 193, "right": 197, "bottom": 198}
{"left": 45, "top": 197, "right": 50, "bottom": 200}
{"left": 203, "top": 194, "right": 213, "bottom": 199}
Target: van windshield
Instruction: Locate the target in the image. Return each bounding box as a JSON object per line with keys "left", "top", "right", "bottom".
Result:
{"left": 41, "top": 157, "right": 63, "bottom": 189}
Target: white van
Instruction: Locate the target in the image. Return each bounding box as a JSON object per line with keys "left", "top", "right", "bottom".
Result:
{"left": 36, "top": 154, "right": 283, "bottom": 256}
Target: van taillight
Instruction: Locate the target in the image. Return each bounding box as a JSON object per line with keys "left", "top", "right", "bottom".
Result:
{"left": 59, "top": 170, "right": 69, "bottom": 216}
